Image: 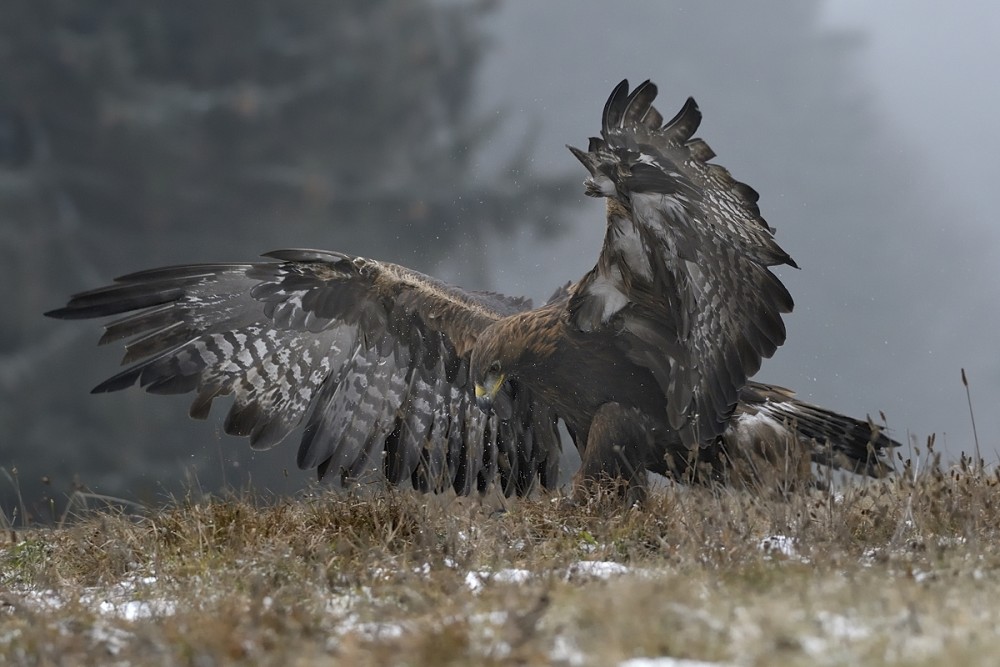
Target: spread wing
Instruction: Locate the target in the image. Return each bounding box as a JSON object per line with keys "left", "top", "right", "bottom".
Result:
{"left": 731, "top": 382, "right": 896, "bottom": 477}
{"left": 567, "top": 80, "right": 796, "bottom": 448}
{"left": 46, "top": 249, "right": 560, "bottom": 495}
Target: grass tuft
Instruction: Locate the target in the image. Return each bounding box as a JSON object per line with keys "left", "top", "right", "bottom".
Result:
{"left": 4, "top": 450, "right": 1000, "bottom": 665}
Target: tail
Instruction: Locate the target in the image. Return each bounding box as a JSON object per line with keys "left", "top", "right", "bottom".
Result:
{"left": 727, "top": 382, "right": 898, "bottom": 478}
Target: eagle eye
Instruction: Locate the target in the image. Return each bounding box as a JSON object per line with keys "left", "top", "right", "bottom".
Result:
{"left": 488, "top": 360, "right": 501, "bottom": 375}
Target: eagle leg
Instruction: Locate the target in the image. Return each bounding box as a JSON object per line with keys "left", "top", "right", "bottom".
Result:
{"left": 574, "top": 402, "right": 653, "bottom": 505}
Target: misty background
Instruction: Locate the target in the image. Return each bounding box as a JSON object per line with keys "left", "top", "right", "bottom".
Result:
{"left": 2, "top": 1, "right": 997, "bottom": 519}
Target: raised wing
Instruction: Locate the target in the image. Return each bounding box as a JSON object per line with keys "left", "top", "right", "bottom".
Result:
{"left": 567, "top": 80, "right": 796, "bottom": 448}
{"left": 46, "top": 249, "right": 559, "bottom": 495}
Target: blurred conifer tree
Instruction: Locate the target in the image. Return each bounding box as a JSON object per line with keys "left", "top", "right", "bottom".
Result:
{"left": 0, "top": 0, "right": 575, "bottom": 518}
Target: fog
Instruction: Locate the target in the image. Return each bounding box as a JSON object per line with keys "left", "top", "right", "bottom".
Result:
{"left": 2, "top": 1, "right": 997, "bottom": 515}
{"left": 477, "top": 1, "right": 1000, "bottom": 460}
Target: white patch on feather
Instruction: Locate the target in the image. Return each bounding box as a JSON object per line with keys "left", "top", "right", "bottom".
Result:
{"left": 634, "top": 192, "right": 691, "bottom": 233}
{"left": 727, "top": 410, "right": 791, "bottom": 451}
{"left": 659, "top": 194, "right": 691, "bottom": 222}
{"left": 684, "top": 260, "right": 705, "bottom": 298}
{"left": 737, "top": 410, "right": 787, "bottom": 430}
{"left": 261, "top": 359, "right": 279, "bottom": 380}
{"left": 211, "top": 333, "right": 233, "bottom": 358}
{"left": 636, "top": 153, "right": 663, "bottom": 168}
{"left": 588, "top": 174, "right": 616, "bottom": 196}
{"left": 587, "top": 272, "right": 628, "bottom": 323}
{"left": 235, "top": 348, "right": 254, "bottom": 367}
{"left": 612, "top": 219, "right": 653, "bottom": 280}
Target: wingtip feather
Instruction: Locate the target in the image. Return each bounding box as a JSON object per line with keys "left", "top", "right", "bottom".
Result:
{"left": 602, "top": 79, "right": 631, "bottom": 135}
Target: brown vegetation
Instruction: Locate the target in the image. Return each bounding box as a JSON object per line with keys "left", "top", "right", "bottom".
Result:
{"left": 3, "top": 446, "right": 1000, "bottom": 666}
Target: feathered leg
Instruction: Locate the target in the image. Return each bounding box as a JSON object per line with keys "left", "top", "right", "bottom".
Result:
{"left": 574, "top": 402, "right": 652, "bottom": 505}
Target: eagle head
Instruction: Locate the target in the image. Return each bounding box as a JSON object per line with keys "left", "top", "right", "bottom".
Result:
{"left": 469, "top": 320, "right": 522, "bottom": 420}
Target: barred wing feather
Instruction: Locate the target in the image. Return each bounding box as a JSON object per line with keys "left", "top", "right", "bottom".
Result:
{"left": 47, "top": 249, "right": 557, "bottom": 495}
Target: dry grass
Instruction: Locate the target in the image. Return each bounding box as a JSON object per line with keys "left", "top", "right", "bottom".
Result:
{"left": 3, "top": 448, "right": 1000, "bottom": 666}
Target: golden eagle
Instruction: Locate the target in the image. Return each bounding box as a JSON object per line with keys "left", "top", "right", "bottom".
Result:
{"left": 47, "top": 80, "right": 896, "bottom": 497}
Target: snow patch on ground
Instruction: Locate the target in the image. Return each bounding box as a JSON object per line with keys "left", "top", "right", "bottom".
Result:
{"left": 7, "top": 574, "right": 178, "bottom": 656}
{"left": 14, "top": 535, "right": 958, "bottom": 665}
{"left": 464, "top": 567, "right": 532, "bottom": 594}
{"left": 758, "top": 534, "right": 799, "bottom": 559}
{"left": 95, "top": 598, "right": 177, "bottom": 621}
{"left": 619, "top": 658, "right": 736, "bottom": 667}
{"left": 464, "top": 559, "right": 644, "bottom": 593}
{"left": 565, "top": 560, "right": 632, "bottom": 579}
{"left": 14, "top": 574, "right": 177, "bottom": 622}
{"left": 19, "top": 588, "right": 64, "bottom": 612}
{"left": 81, "top": 575, "right": 177, "bottom": 621}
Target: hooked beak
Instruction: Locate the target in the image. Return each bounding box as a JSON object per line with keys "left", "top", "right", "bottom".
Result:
{"left": 474, "top": 374, "right": 512, "bottom": 419}
{"left": 474, "top": 374, "right": 503, "bottom": 413}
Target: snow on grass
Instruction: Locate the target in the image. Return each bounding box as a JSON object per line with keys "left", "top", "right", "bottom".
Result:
{"left": 6, "top": 575, "right": 179, "bottom": 657}
{"left": 77, "top": 576, "right": 176, "bottom": 621}
{"left": 464, "top": 567, "right": 532, "bottom": 593}
{"left": 464, "top": 559, "right": 645, "bottom": 593}
{"left": 619, "top": 658, "right": 736, "bottom": 667}
{"left": 12, "top": 574, "right": 177, "bottom": 621}
{"left": 18, "top": 588, "right": 64, "bottom": 612}
{"left": 95, "top": 598, "right": 177, "bottom": 621}
{"left": 565, "top": 559, "right": 632, "bottom": 580}
{"left": 757, "top": 534, "right": 799, "bottom": 559}
{"left": 7, "top": 497, "right": 995, "bottom": 667}
{"left": 82, "top": 575, "right": 178, "bottom": 621}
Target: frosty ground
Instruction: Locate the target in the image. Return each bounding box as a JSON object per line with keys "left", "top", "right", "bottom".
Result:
{"left": 3, "top": 451, "right": 1000, "bottom": 666}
